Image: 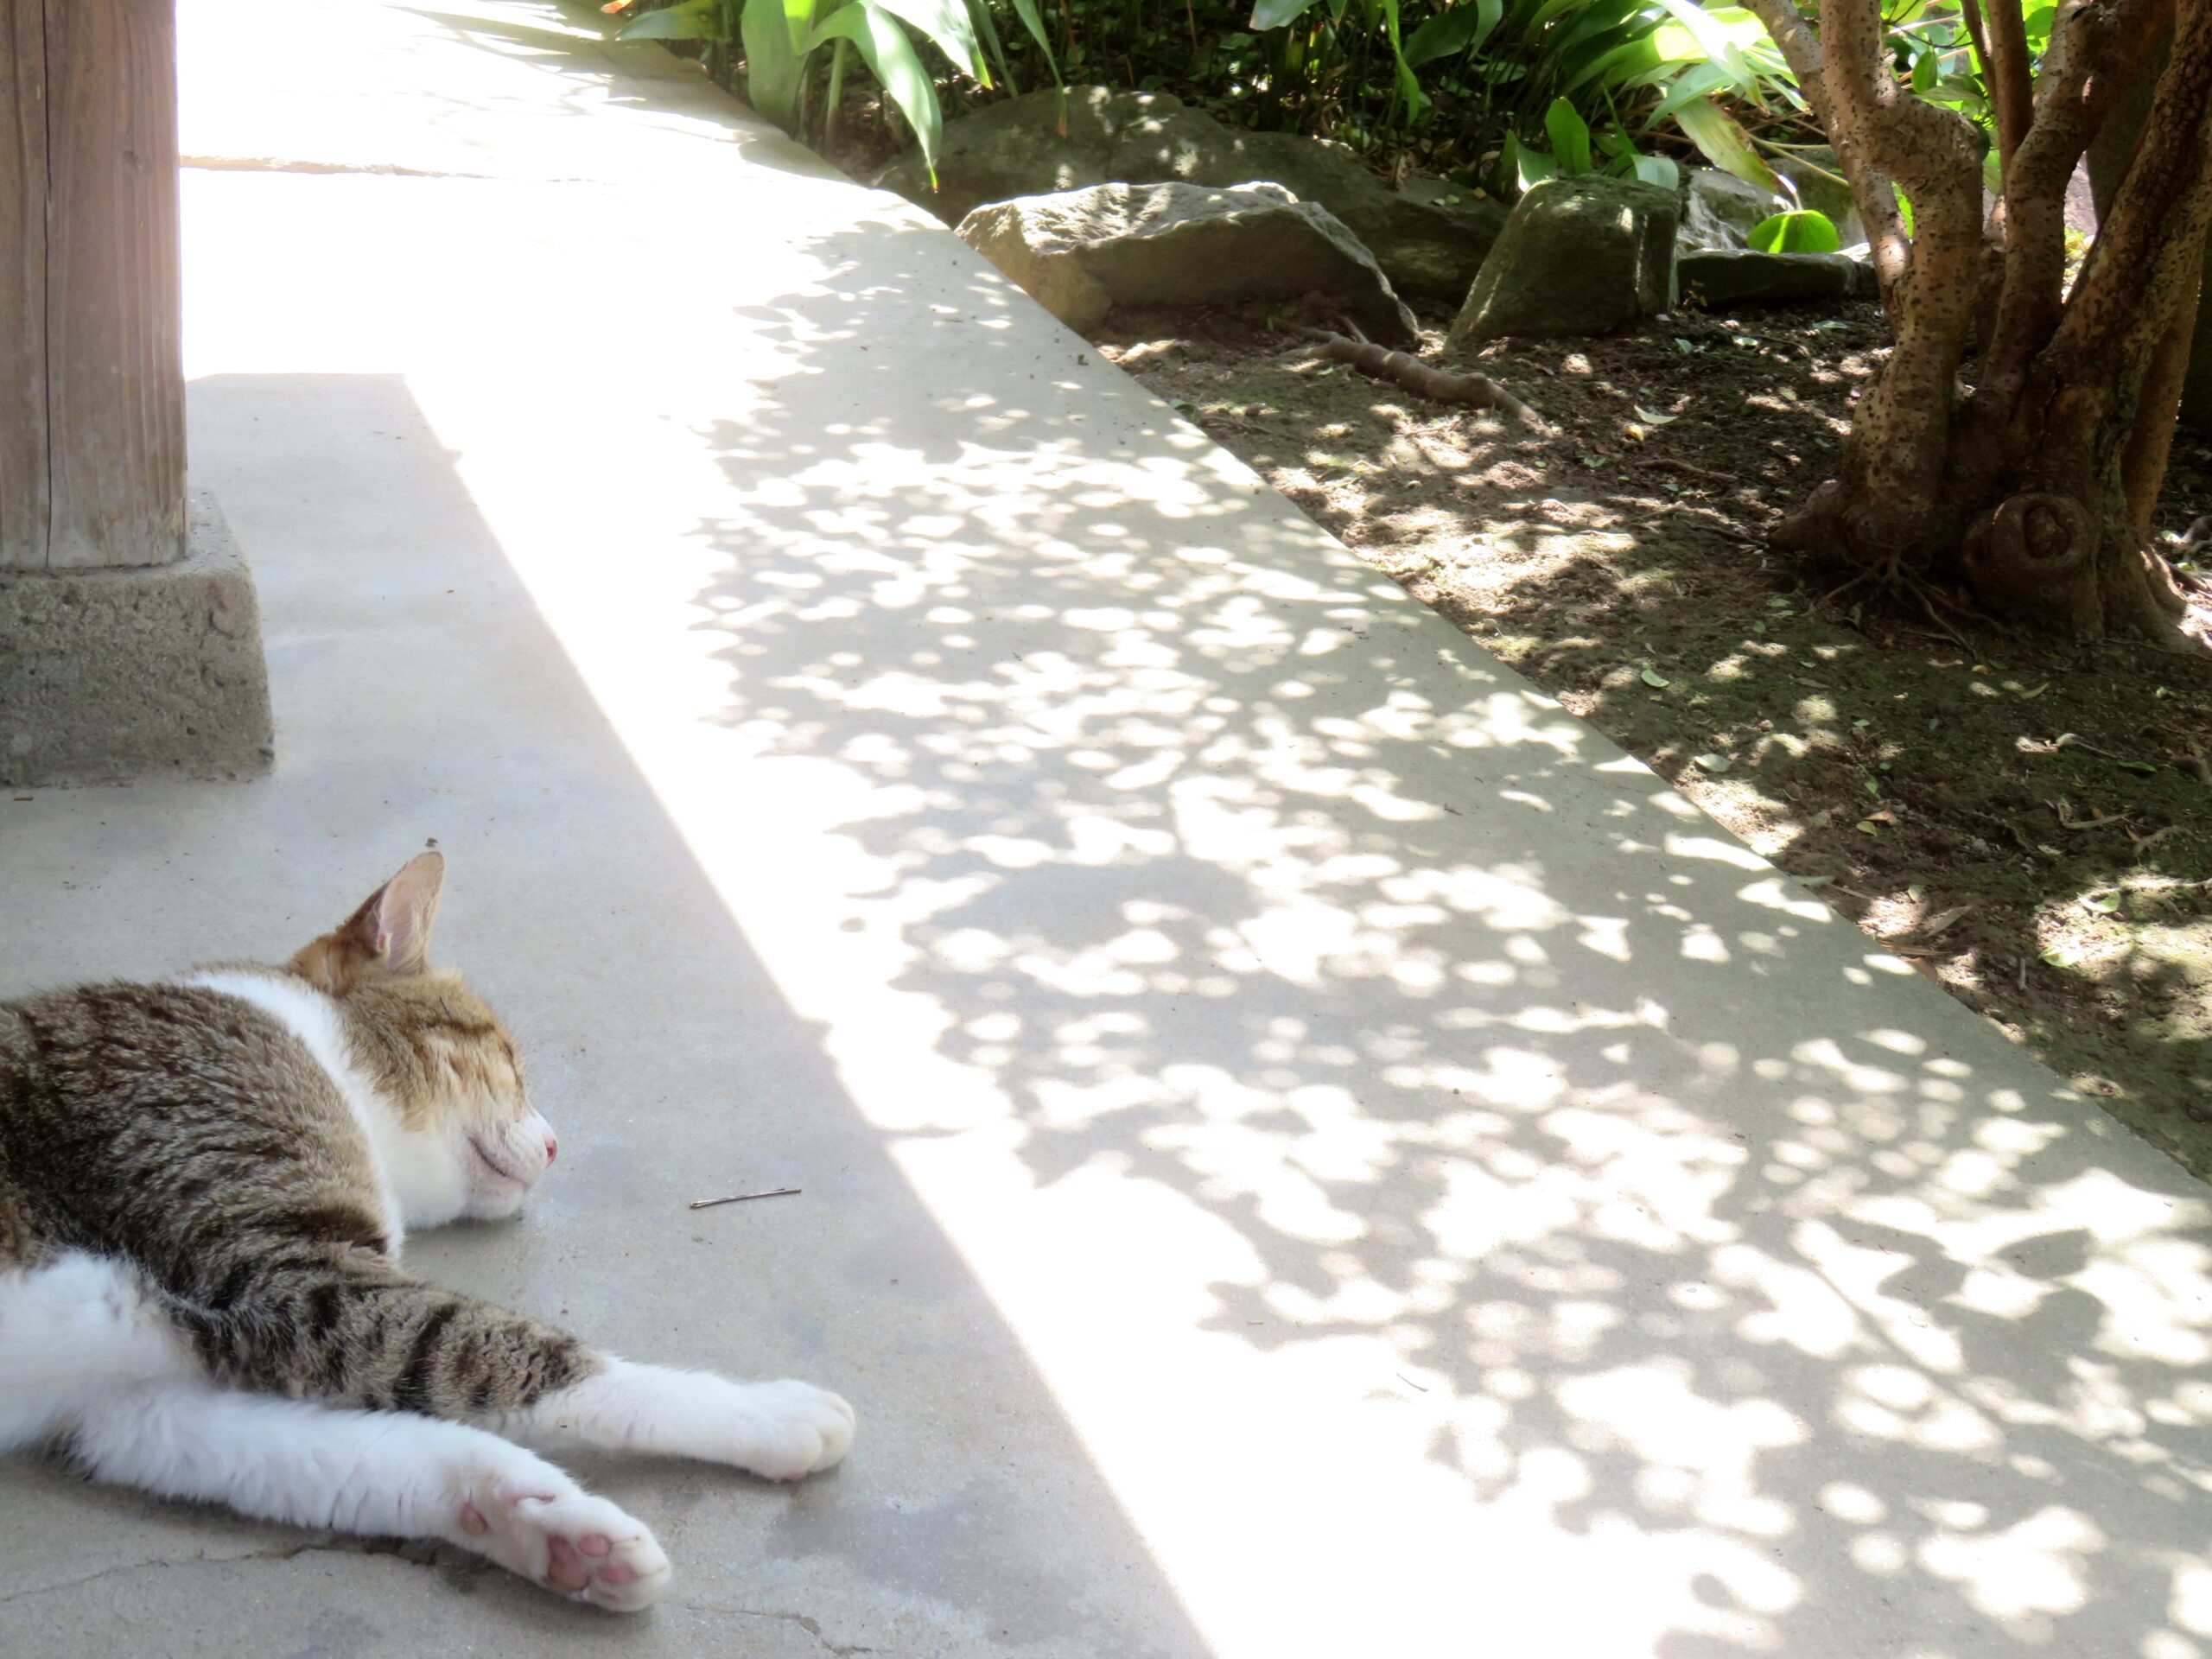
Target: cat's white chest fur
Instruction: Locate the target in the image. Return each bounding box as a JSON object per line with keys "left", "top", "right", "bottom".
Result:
{"left": 182, "top": 969, "right": 450, "bottom": 1248}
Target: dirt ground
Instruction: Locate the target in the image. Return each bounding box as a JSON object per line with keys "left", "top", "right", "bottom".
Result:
{"left": 1099, "top": 298, "right": 2212, "bottom": 1179}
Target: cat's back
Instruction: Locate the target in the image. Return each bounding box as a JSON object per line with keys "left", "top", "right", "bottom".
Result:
{"left": 0, "top": 977, "right": 382, "bottom": 1267}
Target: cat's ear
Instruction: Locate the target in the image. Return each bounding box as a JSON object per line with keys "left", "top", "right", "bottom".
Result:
{"left": 289, "top": 851, "right": 447, "bottom": 994}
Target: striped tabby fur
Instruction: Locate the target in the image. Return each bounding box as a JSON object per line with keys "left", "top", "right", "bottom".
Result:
{"left": 0, "top": 853, "right": 852, "bottom": 1610}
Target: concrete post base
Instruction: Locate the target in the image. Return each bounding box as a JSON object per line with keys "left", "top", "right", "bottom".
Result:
{"left": 0, "top": 490, "right": 275, "bottom": 787}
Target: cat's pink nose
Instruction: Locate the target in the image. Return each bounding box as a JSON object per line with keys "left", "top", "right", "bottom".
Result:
{"left": 543, "top": 1130, "right": 559, "bottom": 1165}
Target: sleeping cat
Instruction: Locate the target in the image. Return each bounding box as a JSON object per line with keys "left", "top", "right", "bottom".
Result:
{"left": 0, "top": 851, "right": 852, "bottom": 1611}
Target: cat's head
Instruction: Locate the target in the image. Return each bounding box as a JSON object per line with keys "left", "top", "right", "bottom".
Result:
{"left": 289, "top": 851, "right": 558, "bottom": 1224}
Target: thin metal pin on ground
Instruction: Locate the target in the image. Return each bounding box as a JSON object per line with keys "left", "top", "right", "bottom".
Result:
{"left": 689, "top": 1186, "right": 801, "bottom": 1210}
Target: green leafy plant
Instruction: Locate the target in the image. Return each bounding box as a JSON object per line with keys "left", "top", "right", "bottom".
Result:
{"left": 613, "top": 0, "right": 1056, "bottom": 175}
{"left": 1504, "top": 97, "right": 1681, "bottom": 191}
{"left": 1749, "top": 208, "right": 1840, "bottom": 251}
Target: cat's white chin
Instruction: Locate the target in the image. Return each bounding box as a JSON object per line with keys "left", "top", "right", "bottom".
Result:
{"left": 456, "top": 1109, "right": 557, "bottom": 1220}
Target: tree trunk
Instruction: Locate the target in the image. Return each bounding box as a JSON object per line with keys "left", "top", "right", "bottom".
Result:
{"left": 1745, "top": 0, "right": 2207, "bottom": 647}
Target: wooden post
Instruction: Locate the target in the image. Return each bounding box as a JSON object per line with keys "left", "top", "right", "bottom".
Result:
{"left": 0, "top": 0, "right": 187, "bottom": 572}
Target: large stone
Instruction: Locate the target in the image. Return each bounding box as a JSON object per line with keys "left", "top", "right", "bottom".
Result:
{"left": 958, "top": 181, "right": 1421, "bottom": 346}
{"left": 1678, "top": 166, "right": 1788, "bottom": 252}
{"left": 880, "top": 87, "right": 1506, "bottom": 299}
{"left": 1679, "top": 249, "right": 1871, "bottom": 308}
{"left": 1448, "top": 176, "right": 1677, "bottom": 346}
{"left": 0, "top": 490, "right": 274, "bottom": 787}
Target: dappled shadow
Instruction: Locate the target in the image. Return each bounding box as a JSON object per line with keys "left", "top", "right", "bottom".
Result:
{"left": 1115, "top": 300, "right": 2212, "bottom": 1177}
{"left": 670, "top": 208, "right": 2212, "bottom": 1656}
{"left": 152, "top": 3, "right": 2212, "bottom": 1647}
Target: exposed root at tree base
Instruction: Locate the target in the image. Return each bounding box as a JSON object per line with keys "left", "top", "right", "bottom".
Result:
{"left": 1778, "top": 481, "right": 2211, "bottom": 650}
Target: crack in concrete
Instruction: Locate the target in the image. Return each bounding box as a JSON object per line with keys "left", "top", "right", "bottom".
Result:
{"left": 0, "top": 1532, "right": 465, "bottom": 1607}
{"left": 675, "top": 1602, "right": 895, "bottom": 1657}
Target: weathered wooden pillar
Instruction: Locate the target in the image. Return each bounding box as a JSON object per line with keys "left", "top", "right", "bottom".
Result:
{"left": 0, "top": 0, "right": 270, "bottom": 785}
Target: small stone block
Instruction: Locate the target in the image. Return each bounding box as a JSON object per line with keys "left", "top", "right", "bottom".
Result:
{"left": 0, "top": 490, "right": 275, "bottom": 787}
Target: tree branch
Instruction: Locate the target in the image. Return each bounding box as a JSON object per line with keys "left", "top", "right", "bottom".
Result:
{"left": 1741, "top": 0, "right": 1914, "bottom": 301}
{"left": 1809, "top": 0, "right": 1988, "bottom": 520}
{"left": 2123, "top": 268, "right": 2201, "bottom": 529}
{"left": 1983, "top": 0, "right": 2036, "bottom": 168}
{"left": 1958, "top": 0, "right": 1995, "bottom": 80}
{"left": 1738, "top": 0, "right": 1821, "bottom": 81}
{"left": 2043, "top": 0, "right": 2212, "bottom": 458}
{"left": 1985, "top": 0, "right": 2177, "bottom": 392}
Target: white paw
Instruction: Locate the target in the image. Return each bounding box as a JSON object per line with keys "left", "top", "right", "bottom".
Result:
{"left": 460, "top": 1475, "right": 672, "bottom": 1611}
{"left": 728, "top": 1379, "right": 856, "bottom": 1481}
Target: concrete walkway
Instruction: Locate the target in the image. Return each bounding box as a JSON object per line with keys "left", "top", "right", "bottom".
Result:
{"left": 4, "top": 4, "right": 2209, "bottom": 1654}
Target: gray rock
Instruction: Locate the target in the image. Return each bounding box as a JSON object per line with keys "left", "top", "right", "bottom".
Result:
{"left": 1678, "top": 167, "right": 1788, "bottom": 251}
{"left": 1679, "top": 249, "right": 1870, "bottom": 308}
{"left": 881, "top": 87, "right": 1505, "bottom": 299}
{"left": 957, "top": 181, "right": 1420, "bottom": 346}
{"left": 1447, "top": 176, "right": 1678, "bottom": 346}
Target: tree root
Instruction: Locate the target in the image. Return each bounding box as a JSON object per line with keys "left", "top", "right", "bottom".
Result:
{"left": 1951, "top": 492, "right": 2205, "bottom": 645}
{"left": 1294, "top": 328, "right": 1546, "bottom": 427}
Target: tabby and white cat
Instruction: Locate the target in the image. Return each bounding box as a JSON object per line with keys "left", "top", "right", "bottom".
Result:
{"left": 0, "top": 852, "right": 852, "bottom": 1611}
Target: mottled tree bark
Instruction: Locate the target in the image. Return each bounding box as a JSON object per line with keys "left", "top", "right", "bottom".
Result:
{"left": 1740, "top": 0, "right": 2209, "bottom": 646}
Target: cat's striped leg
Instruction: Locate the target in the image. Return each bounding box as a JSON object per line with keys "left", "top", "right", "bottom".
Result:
{"left": 63, "top": 1382, "right": 672, "bottom": 1611}
{"left": 500, "top": 1361, "right": 855, "bottom": 1481}
{"left": 172, "top": 1255, "right": 854, "bottom": 1483}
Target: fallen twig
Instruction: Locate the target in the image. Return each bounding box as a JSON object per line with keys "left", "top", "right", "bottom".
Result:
{"left": 2049, "top": 798, "right": 2128, "bottom": 831}
{"left": 1642, "top": 455, "right": 1742, "bottom": 490}
{"left": 1294, "top": 327, "right": 1546, "bottom": 427}
{"left": 690, "top": 1186, "right": 801, "bottom": 1210}
{"left": 1643, "top": 504, "right": 1770, "bottom": 546}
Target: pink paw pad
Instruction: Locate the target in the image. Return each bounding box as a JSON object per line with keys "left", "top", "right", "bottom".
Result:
{"left": 461, "top": 1481, "right": 672, "bottom": 1612}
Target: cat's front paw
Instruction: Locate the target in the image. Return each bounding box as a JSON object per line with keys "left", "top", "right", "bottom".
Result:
{"left": 461, "top": 1474, "right": 672, "bottom": 1611}
{"left": 728, "top": 1379, "right": 855, "bottom": 1481}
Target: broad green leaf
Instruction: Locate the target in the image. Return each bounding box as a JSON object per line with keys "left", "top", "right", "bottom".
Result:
{"left": 741, "top": 0, "right": 804, "bottom": 127}
{"left": 1546, "top": 97, "right": 1592, "bottom": 175}
{"left": 1503, "top": 133, "right": 1555, "bottom": 194}
{"left": 1643, "top": 60, "right": 1733, "bottom": 130}
{"left": 1375, "top": 0, "right": 1429, "bottom": 124}
{"left": 617, "top": 0, "right": 717, "bottom": 38}
{"left": 1750, "top": 210, "right": 1840, "bottom": 252}
{"left": 1893, "top": 181, "right": 1916, "bottom": 238}
{"left": 1649, "top": 0, "right": 1758, "bottom": 100}
{"left": 1249, "top": 0, "right": 1325, "bottom": 29}
{"left": 966, "top": 0, "right": 1014, "bottom": 92}
{"left": 1910, "top": 41, "right": 1938, "bottom": 96}
{"left": 1564, "top": 35, "right": 1667, "bottom": 99}
{"left": 807, "top": 2, "right": 944, "bottom": 174}
{"left": 1631, "top": 152, "right": 1680, "bottom": 189}
{"left": 1404, "top": 0, "right": 1504, "bottom": 67}
{"left": 1671, "top": 94, "right": 1780, "bottom": 194}
{"left": 872, "top": 0, "right": 986, "bottom": 79}
{"left": 1004, "top": 0, "right": 1060, "bottom": 88}
{"left": 1983, "top": 145, "right": 2004, "bottom": 196}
